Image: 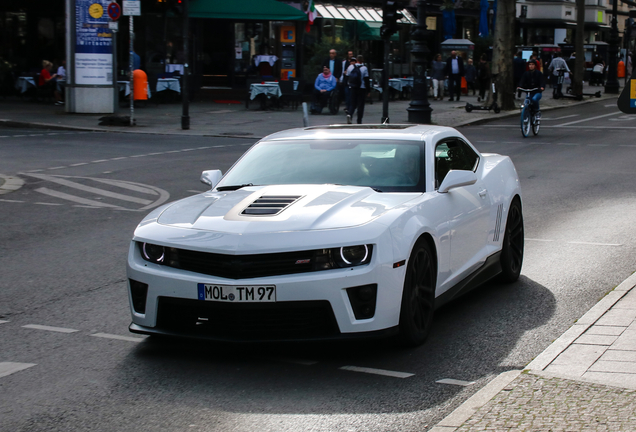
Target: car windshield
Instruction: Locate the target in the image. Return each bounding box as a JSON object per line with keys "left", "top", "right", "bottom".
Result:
{"left": 218, "top": 140, "right": 424, "bottom": 192}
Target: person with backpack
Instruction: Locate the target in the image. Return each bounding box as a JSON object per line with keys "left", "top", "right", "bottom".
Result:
{"left": 345, "top": 55, "right": 370, "bottom": 124}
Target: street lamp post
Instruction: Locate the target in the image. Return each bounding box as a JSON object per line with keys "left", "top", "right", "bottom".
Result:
{"left": 605, "top": 0, "right": 620, "bottom": 94}
{"left": 407, "top": 0, "right": 432, "bottom": 124}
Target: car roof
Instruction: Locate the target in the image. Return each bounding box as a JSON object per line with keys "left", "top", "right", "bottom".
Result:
{"left": 261, "top": 124, "right": 459, "bottom": 142}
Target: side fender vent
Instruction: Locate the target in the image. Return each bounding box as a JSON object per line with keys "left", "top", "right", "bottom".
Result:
{"left": 494, "top": 203, "right": 504, "bottom": 242}
{"left": 241, "top": 195, "right": 303, "bottom": 216}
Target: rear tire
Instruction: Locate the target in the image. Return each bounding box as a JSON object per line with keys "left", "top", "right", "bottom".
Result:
{"left": 465, "top": 104, "right": 473, "bottom": 112}
{"left": 521, "top": 106, "right": 531, "bottom": 137}
{"left": 499, "top": 198, "right": 524, "bottom": 283}
{"left": 398, "top": 238, "right": 436, "bottom": 347}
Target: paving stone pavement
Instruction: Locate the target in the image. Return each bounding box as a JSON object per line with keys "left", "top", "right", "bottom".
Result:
{"left": 432, "top": 273, "right": 636, "bottom": 432}
{"left": 455, "top": 372, "right": 636, "bottom": 432}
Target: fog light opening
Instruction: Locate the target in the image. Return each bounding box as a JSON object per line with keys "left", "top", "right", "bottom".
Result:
{"left": 346, "top": 284, "right": 377, "bottom": 320}
{"left": 129, "top": 279, "right": 148, "bottom": 314}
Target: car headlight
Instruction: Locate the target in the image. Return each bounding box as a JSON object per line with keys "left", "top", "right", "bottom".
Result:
{"left": 141, "top": 242, "right": 165, "bottom": 263}
{"left": 314, "top": 245, "right": 373, "bottom": 269}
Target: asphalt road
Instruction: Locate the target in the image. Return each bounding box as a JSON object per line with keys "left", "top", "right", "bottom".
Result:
{"left": 1, "top": 100, "right": 635, "bottom": 432}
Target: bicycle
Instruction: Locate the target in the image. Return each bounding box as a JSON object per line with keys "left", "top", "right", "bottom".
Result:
{"left": 518, "top": 88, "right": 541, "bottom": 137}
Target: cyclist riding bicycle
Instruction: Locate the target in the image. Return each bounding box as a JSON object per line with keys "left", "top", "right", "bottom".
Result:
{"left": 517, "top": 60, "right": 545, "bottom": 118}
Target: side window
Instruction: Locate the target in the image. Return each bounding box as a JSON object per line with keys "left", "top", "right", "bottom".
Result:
{"left": 434, "top": 139, "right": 479, "bottom": 188}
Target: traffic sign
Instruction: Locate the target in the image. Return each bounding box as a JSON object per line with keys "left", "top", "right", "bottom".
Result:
{"left": 107, "top": 2, "right": 121, "bottom": 20}
{"left": 123, "top": 0, "right": 141, "bottom": 16}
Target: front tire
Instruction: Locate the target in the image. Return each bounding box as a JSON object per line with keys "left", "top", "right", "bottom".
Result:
{"left": 398, "top": 238, "right": 436, "bottom": 347}
{"left": 499, "top": 198, "right": 524, "bottom": 283}
{"left": 521, "top": 106, "right": 531, "bottom": 137}
{"left": 532, "top": 112, "right": 540, "bottom": 135}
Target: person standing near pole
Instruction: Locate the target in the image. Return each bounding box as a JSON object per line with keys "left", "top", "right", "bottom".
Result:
{"left": 444, "top": 50, "right": 464, "bottom": 102}
{"left": 345, "top": 55, "right": 369, "bottom": 124}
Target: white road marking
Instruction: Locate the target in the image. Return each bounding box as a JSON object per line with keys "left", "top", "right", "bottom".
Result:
{"left": 556, "top": 143, "right": 579, "bottom": 146}
{"left": 110, "top": 157, "right": 127, "bottom": 161}
{"left": 567, "top": 241, "right": 622, "bottom": 247}
{"left": 34, "top": 202, "right": 63, "bottom": 206}
{"left": 89, "top": 178, "right": 159, "bottom": 195}
{"left": 48, "top": 166, "right": 66, "bottom": 170}
{"left": 436, "top": 378, "right": 476, "bottom": 386}
{"left": 340, "top": 366, "right": 414, "bottom": 378}
{"left": 90, "top": 333, "right": 145, "bottom": 342}
{"left": 0, "top": 199, "right": 24, "bottom": 203}
{"left": 35, "top": 187, "right": 122, "bottom": 208}
{"left": 526, "top": 238, "right": 555, "bottom": 242}
{"left": 0, "top": 362, "right": 36, "bottom": 379}
{"left": 0, "top": 320, "right": 9, "bottom": 324}
{"left": 69, "top": 162, "right": 88, "bottom": 167}
{"left": 91, "top": 159, "right": 108, "bottom": 163}
{"left": 22, "top": 324, "right": 79, "bottom": 333}
{"left": 502, "top": 142, "right": 522, "bottom": 144}
{"left": 541, "top": 114, "right": 578, "bottom": 121}
{"left": 130, "top": 154, "right": 147, "bottom": 158}
{"left": 557, "top": 111, "right": 621, "bottom": 126}
{"left": 24, "top": 173, "right": 153, "bottom": 205}
{"left": 266, "top": 357, "right": 319, "bottom": 366}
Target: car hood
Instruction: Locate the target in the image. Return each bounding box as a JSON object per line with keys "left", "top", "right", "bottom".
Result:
{"left": 156, "top": 184, "right": 420, "bottom": 234}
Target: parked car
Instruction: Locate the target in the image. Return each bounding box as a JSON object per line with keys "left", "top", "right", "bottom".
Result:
{"left": 127, "top": 124, "right": 524, "bottom": 346}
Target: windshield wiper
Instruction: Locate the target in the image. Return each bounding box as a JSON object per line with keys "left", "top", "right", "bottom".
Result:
{"left": 216, "top": 183, "right": 254, "bottom": 191}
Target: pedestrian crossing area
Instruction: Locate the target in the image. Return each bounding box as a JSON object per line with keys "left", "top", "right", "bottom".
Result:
{"left": 1, "top": 173, "right": 170, "bottom": 211}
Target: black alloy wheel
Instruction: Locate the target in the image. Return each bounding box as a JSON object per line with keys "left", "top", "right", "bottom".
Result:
{"left": 398, "top": 238, "right": 436, "bottom": 347}
{"left": 499, "top": 198, "right": 524, "bottom": 283}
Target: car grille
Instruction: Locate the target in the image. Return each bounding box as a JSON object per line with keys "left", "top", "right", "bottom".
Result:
{"left": 160, "top": 248, "right": 322, "bottom": 279}
{"left": 156, "top": 297, "right": 340, "bottom": 340}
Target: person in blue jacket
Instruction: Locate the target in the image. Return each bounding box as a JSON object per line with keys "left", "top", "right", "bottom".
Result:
{"left": 310, "top": 66, "right": 337, "bottom": 114}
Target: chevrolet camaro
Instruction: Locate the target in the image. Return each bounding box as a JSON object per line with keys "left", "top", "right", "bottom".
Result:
{"left": 126, "top": 124, "right": 524, "bottom": 346}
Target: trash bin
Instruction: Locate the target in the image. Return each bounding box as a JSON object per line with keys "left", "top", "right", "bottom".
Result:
{"left": 133, "top": 69, "right": 148, "bottom": 101}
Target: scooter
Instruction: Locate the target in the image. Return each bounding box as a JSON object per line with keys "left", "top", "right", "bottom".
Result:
{"left": 554, "top": 69, "right": 601, "bottom": 99}
{"left": 465, "top": 77, "right": 501, "bottom": 113}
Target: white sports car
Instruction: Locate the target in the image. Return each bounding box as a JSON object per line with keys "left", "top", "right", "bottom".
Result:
{"left": 127, "top": 124, "right": 523, "bottom": 346}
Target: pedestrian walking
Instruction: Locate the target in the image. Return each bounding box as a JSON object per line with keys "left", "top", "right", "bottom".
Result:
{"left": 476, "top": 54, "right": 491, "bottom": 102}
{"left": 430, "top": 54, "right": 446, "bottom": 100}
{"left": 444, "top": 50, "right": 465, "bottom": 101}
{"left": 345, "top": 55, "right": 369, "bottom": 124}
{"left": 513, "top": 51, "right": 526, "bottom": 98}
{"left": 464, "top": 58, "right": 477, "bottom": 96}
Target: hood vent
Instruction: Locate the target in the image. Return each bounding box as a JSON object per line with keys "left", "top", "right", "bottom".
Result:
{"left": 241, "top": 195, "right": 303, "bottom": 216}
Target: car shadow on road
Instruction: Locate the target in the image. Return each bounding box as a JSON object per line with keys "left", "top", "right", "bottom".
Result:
{"left": 112, "top": 274, "right": 555, "bottom": 425}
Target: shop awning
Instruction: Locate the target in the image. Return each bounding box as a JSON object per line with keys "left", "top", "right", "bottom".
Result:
{"left": 357, "top": 21, "right": 399, "bottom": 41}
{"left": 314, "top": 3, "right": 417, "bottom": 24}
{"left": 189, "top": 0, "right": 307, "bottom": 21}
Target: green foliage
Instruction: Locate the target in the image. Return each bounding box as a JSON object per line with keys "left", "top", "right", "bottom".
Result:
{"left": 474, "top": 35, "right": 493, "bottom": 60}
{"left": 303, "top": 38, "right": 352, "bottom": 80}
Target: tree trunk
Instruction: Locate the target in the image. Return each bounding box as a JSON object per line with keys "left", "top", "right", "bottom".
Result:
{"left": 573, "top": 0, "right": 585, "bottom": 99}
{"left": 491, "top": 0, "right": 516, "bottom": 110}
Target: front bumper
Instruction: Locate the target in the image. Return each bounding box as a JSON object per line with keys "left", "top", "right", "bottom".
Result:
{"left": 126, "top": 238, "right": 406, "bottom": 341}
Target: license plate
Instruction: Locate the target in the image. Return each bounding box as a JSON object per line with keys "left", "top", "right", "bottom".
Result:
{"left": 197, "top": 283, "right": 276, "bottom": 302}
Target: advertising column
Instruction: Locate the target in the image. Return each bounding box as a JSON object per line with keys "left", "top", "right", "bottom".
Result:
{"left": 68, "top": 0, "right": 115, "bottom": 113}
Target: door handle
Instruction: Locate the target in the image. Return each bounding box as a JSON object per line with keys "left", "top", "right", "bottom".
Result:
{"left": 478, "top": 189, "right": 488, "bottom": 198}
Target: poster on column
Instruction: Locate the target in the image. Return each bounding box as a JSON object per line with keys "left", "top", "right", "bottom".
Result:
{"left": 75, "top": 0, "right": 113, "bottom": 85}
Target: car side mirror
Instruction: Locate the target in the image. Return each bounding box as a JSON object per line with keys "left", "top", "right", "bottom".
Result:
{"left": 200, "top": 170, "right": 223, "bottom": 189}
{"left": 438, "top": 170, "right": 477, "bottom": 193}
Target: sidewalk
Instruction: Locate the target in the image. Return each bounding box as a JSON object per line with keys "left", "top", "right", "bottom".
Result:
{"left": 2, "top": 83, "right": 635, "bottom": 431}
{"left": 432, "top": 272, "right": 636, "bottom": 432}
{"left": 0, "top": 82, "right": 613, "bottom": 140}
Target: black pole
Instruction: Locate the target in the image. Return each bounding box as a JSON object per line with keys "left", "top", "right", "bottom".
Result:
{"left": 382, "top": 37, "right": 390, "bottom": 123}
{"left": 407, "top": 0, "right": 432, "bottom": 124}
{"left": 605, "top": 0, "right": 620, "bottom": 94}
{"left": 181, "top": 0, "right": 190, "bottom": 130}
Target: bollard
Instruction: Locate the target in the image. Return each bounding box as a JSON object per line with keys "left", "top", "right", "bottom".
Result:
{"left": 302, "top": 102, "right": 309, "bottom": 127}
